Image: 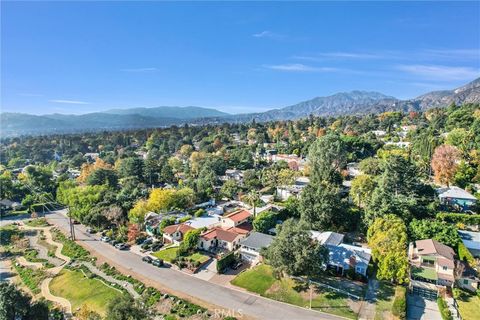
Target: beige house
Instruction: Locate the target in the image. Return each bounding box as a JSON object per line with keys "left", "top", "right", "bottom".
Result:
{"left": 162, "top": 223, "right": 194, "bottom": 244}
{"left": 456, "top": 261, "right": 479, "bottom": 292}
{"left": 198, "top": 227, "right": 244, "bottom": 252}
{"left": 408, "top": 239, "right": 456, "bottom": 290}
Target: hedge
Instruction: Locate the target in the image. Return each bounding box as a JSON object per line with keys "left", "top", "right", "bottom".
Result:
{"left": 216, "top": 251, "right": 236, "bottom": 274}
{"left": 437, "top": 212, "right": 480, "bottom": 225}
{"left": 392, "top": 286, "right": 407, "bottom": 320}
{"left": 437, "top": 297, "right": 453, "bottom": 320}
{"left": 458, "top": 242, "right": 475, "bottom": 265}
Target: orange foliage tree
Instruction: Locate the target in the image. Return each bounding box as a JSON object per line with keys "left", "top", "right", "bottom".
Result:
{"left": 431, "top": 145, "right": 461, "bottom": 186}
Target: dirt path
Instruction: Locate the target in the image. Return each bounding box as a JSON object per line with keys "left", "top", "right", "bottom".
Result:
{"left": 16, "top": 256, "right": 44, "bottom": 269}
{"left": 19, "top": 224, "right": 72, "bottom": 315}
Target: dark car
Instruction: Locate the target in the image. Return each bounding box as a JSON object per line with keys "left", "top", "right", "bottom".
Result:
{"left": 141, "top": 243, "right": 152, "bottom": 250}
{"left": 152, "top": 258, "right": 164, "bottom": 267}
{"left": 109, "top": 239, "right": 119, "bottom": 246}
{"left": 72, "top": 220, "right": 80, "bottom": 225}
{"left": 142, "top": 256, "right": 153, "bottom": 263}
{"left": 232, "top": 261, "right": 243, "bottom": 270}
{"left": 151, "top": 242, "right": 163, "bottom": 251}
{"left": 86, "top": 228, "right": 96, "bottom": 234}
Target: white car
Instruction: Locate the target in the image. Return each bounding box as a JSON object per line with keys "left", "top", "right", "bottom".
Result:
{"left": 100, "top": 236, "right": 111, "bottom": 242}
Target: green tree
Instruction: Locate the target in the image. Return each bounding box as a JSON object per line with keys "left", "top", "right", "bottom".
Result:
{"left": 367, "top": 215, "right": 408, "bottom": 284}
{"left": 118, "top": 157, "right": 145, "bottom": 182}
{"left": 350, "top": 174, "right": 376, "bottom": 207}
{"left": 408, "top": 219, "right": 460, "bottom": 248}
{"left": 86, "top": 168, "right": 118, "bottom": 188}
{"left": 105, "top": 295, "right": 149, "bottom": 320}
{"left": 0, "top": 282, "right": 49, "bottom": 320}
{"left": 178, "top": 229, "right": 201, "bottom": 255}
{"left": 265, "top": 219, "right": 328, "bottom": 278}
{"left": 220, "top": 179, "right": 240, "bottom": 200}
{"left": 253, "top": 211, "right": 277, "bottom": 233}
{"left": 308, "top": 134, "right": 347, "bottom": 185}
{"left": 299, "top": 181, "right": 344, "bottom": 230}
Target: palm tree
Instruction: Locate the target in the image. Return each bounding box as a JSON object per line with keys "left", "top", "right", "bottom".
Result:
{"left": 245, "top": 189, "right": 260, "bottom": 218}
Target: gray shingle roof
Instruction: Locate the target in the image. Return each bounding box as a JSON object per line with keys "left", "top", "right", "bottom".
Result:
{"left": 240, "top": 231, "right": 274, "bottom": 250}
{"left": 437, "top": 186, "right": 477, "bottom": 200}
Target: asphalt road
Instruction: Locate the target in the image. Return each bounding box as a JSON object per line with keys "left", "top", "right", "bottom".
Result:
{"left": 44, "top": 209, "right": 342, "bottom": 320}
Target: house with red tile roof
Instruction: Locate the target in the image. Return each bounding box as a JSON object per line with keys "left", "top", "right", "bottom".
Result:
{"left": 198, "top": 227, "right": 245, "bottom": 252}
{"left": 221, "top": 209, "right": 251, "bottom": 228}
{"left": 162, "top": 223, "right": 195, "bottom": 244}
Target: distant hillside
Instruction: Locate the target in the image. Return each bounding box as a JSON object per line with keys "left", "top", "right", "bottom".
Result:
{"left": 0, "top": 106, "right": 229, "bottom": 137}
{"left": 2, "top": 78, "right": 479, "bottom": 137}
{"left": 219, "top": 77, "right": 480, "bottom": 123}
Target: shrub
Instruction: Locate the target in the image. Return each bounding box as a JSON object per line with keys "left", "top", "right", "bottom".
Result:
{"left": 392, "top": 286, "right": 407, "bottom": 320}
{"left": 216, "top": 251, "right": 236, "bottom": 274}
{"left": 437, "top": 212, "right": 480, "bottom": 225}
{"left": 437, "top": 297, "right": 453, "bottom": 320}
{"left": 458, "top": 242, "right": 475, "bottom": 265}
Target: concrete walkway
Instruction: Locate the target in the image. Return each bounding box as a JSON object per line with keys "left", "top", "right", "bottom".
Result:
{"left": 24, "top": 229, "right": 63, "bottom": 267}
{"left": 76, "top": 261, "right": 140, "bottom": 299}
{"left": 358, "top": 277, "right": 379, "bottom": 320}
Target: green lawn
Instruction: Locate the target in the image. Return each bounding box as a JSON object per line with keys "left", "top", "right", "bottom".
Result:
{"left": 231, "top": 265, "right": 357, "bottom": 319}
{"left": 456, "top": 291, "right": 480, "bottom": 320}
{"left": 25, "top": 218, "right": 49, "bottom": 227}
{"left": 152, "top": 247, "right": 179, "bottom": 262}
{"left": 50, "top": 269, "right": 124, "bottom": 316}
{"left": 231, "top": 264, "right": 276, "bottom": 294}
{"left": 188, "top": 252, "right": 210, "bottom": 264}
{"left": 152, "top": 248, "right": 209, "bottom": 264}
{"left": 374, "top": 282, "right": 396, "bottom": 320}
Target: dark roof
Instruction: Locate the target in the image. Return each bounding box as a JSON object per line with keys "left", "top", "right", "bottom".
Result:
{"left": 240, "top": 232, "right": 274, "bottom": 250}
{"left": 457, "top": 261, "right": 479, "bottom": 280}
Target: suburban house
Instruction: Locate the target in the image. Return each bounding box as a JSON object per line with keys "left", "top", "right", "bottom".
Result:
{"left": 221, "top": 209, "right": 251, "bottom": 228}
{"left": 346, "top": 162, "right": 361, "bottom": 178}
{"left": 311, "top": 231, "right": 372, "bottom": 277}
{"left": 239, "top": 231, "right": 274, "bottom": 264}
{"left": 408, "top": 239, "right": 456, "bottom": 298}
{"left": 276, "top": 176, "right": 310, "bottom": 201}
{"left": 268, "top": 154, "right": 306, "bottom": 171}
{"left": 456, "top": 260, "right": 480, "bottom": 292}
{"left": 198, "top": 227, "right": 244, "bottom": 252}
{"left": 437, "top": 186, "right": 478, "bottom": 212}
{"left": 162, "top": 223, "right": 195, "bottom": 244}
{"left": 220, "top": 169, "right": 244, "bottom": 182}
{"left": 458, "top": 230, "right": 480, "bottom": 257}
{"left": 184, "top": 214, "right": 222, "bottom": 229}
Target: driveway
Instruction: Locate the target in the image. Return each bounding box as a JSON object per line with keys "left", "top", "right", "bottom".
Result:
{"left": 407, "top": 294, "right": 442, "bottom": 320}
{"left": 45, "top": 209, "right": 342, "bottom": 320}
{"left": 193, "top": 258, "right": 217, "bottom": 281}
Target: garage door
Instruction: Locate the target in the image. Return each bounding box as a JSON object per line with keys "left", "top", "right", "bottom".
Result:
{"left": 412, "top": 286, "right": 438, "bottom": 300}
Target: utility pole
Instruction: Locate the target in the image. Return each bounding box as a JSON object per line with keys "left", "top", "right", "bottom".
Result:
{"left": 68, "top": 208, "right": 76, "bottom": 240}
{"left": 309, "top": 281, "right": 313, "bottom": 309}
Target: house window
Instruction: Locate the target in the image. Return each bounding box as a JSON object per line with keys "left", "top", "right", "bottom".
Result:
{"left": 442, "top": 266, "right": 447, "bottom": 271}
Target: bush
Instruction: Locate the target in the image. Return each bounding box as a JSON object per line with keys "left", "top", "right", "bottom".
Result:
{"left": 216, "top": 251, "right": 236, "bottom": 274}
{"left": 437, "top": 212, "right": 480, "bottom": 225}
{"left": 437, "top": 297, "right": 453, "bottom": 320}
{"left": 392, "top": 286, "right": 406, "bottom": 320}
{"left": 458, "top": 242, "right": 475, "bottom": 265}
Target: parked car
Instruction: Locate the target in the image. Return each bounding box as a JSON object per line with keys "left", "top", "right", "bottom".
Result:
{"left": 100, "top": 236, "right": 111, "bottom": 242}
{"left": 72, "top": 220, "right": 80, "bottom": 225}
{"left": 152, "top": 258, "right": 164, "bottom": 267}
{"left": 86, "top": 228, "right": 96, "bottom": 234}
{"left": 142, "top": 256, "right": 153, "bottom": 263}
{"left": 142, "top": 238, "right": 153, "bottom": 245}
{"left": 115, "top": 243, "right": 128, "bottom": 250}
{"left": 232, "top": 261, "right": 243, "bottom": 270}
{"left": 141, "top": 243, "right": 152, "bottom": 250}
{"left": 109, "top": 239, "right": 119, "bottom": 246}
{"left": 151, "top": 242, "right": 163, "bottom": 251}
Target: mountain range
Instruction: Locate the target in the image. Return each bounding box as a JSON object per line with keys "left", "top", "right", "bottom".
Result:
{"left": 2, "top": 78, "right": 479, "bottom": 137}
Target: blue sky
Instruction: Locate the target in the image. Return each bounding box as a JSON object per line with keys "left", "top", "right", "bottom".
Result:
{"left": 2, "top": 1, "right": 479, "bottom": 115}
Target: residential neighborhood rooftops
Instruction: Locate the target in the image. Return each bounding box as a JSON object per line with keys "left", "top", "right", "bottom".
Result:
{"left": 162, "top": 223, "right": 195, "bottom": 235}
{"left": 240, "top": 231, "right": 274, "bottom": 250}
{"left": 437, "top": 186, "right": 477, "bottom": 200}
{"left": 201, "top": 227, "right": 240, "bottom": 242}
{"left": 224, "top": 209, "right": 251, "bottom": 222}
{"left": 328, "top": 243, "right": 372, "bottom": 266}
{"left": 413, "top": 239, "right": 455, "bottom": 261}
{"left": 227, "top": 222, "right": 253, "bottom": 235}
{"left": 184, "top": 215, "right": 221, "bottom": 229}
{"left": 311, "top": 231, "right": 344, "bottom": 246}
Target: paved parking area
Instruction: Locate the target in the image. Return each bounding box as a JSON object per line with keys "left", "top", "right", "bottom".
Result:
{"left": 407, "top": 294, "right": 442, "bottom": 320}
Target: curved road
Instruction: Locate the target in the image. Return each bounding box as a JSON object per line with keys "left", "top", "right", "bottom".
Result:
{"left": 45, "top": 209, "right": 343, "bottom": 320}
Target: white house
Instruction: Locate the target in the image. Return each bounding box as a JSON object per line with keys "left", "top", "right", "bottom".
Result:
{"left": 239, "top": 232, "right": 274, "bottom": 264}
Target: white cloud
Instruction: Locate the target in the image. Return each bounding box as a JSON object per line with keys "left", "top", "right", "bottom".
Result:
{"left": 294, "top": 52, "right": 383, "bottom": 61}
{"left": 264, "top": 63, "right": 338, "bottom": 72}
{"left": 49, "top": 99, "right": 90, "bottom": 105}
{"left": 396, "top": 64, "right": 480, "bottom": 81}
{"left": 252, "top": 30, "right": 285, "bottom": 39}
{"left": 120, "top": 67, "right": 158, "bottom": 72}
